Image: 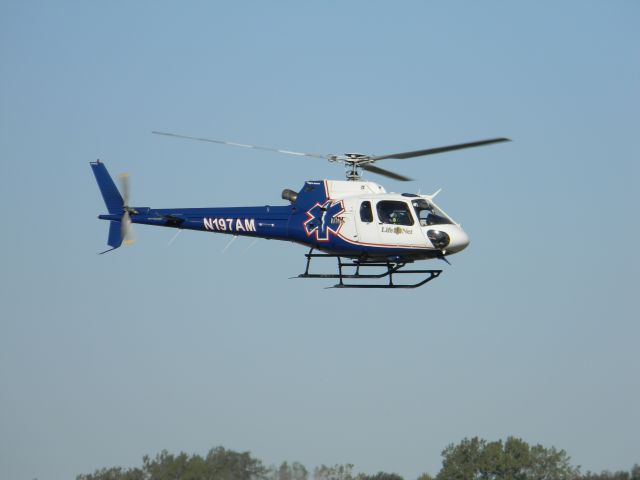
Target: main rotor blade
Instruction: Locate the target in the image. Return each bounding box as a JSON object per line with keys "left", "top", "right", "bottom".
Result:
{"left": 370, "top": 137, "right": 510, "bottom": 161}
{"left": 152, "top": 131, "right": 329, "bottom": 160}
{"left": 362, "top": 164, "right": 413, "bottom": 181}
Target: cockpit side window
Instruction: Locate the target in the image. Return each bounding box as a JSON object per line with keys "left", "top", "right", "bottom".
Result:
{"left": 412, "top": 199, "right": 453, "bottom": 226}
{"left": 376, "top": 201, "right": 414, "bottom": 226}
{"left": 360, "top": 201, "right": 373, "bottom": 223}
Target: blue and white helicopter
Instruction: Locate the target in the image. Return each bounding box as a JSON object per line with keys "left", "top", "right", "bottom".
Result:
{"left": 92, "top": 133, "right": 509, "bottom": 288}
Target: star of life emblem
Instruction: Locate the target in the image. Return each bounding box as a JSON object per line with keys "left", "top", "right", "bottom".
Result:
{"left": 303, "top": 200, "right": 345, "bottom": 241}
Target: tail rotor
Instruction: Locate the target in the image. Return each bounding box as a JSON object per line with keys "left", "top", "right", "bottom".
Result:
{"left": 117, "top": 173, "right": 136, "bottom": 246}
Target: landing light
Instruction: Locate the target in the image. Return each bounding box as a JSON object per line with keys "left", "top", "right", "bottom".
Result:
{"left": 427, "top": 230, "right": 450, "bottom": 249}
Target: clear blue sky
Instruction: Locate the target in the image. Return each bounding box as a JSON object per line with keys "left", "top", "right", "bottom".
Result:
{"left": 1, "top": 1, "right": 638, "bottom": 479}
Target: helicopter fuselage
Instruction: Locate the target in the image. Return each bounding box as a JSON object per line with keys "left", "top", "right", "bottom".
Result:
{"left": 95, "top": 163, "right": 469, "bottom": 263}
{"left": 95, "top": 133, "right": 506, "bottom": 285}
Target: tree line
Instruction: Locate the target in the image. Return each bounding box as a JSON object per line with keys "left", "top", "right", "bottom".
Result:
{"left": 76, "top": 438, "right": 639, "bottom": 480}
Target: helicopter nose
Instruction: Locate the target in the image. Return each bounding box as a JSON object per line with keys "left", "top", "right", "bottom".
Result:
{"left": 425, "top": 225, "right": 469, "bottom": 253}
{"left": 447, "top": 226, "right": 470, "bottom": 253}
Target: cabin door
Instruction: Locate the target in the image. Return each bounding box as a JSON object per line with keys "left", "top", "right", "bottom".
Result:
{"left": 374, "top": 200, "right": 427, "bottom": 248}
{"left": 353, "top": 200, "right": 381, "bottom": 246}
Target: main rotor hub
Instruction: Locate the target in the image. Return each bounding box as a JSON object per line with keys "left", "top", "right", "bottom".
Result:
{"left": 344, "top": 153, "right": 369, "bottom": 160}
{"left": 344, "top": 160, "right": 366, "bottom": 181}
{"left": 340, "top": 153, "right": 371, "bottom": 181}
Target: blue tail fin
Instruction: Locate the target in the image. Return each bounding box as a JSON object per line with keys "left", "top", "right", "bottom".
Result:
{"left": 91, "top": 160, "right": 125, "bottom": 253}
{"left": 97, "top": 221, "right": 124, "bottom": 254}
{"left": 107, "top": 221, "right": 123, "bottom": 248}
{"left": 91, "top": 160, "right": 123, "bottom": 214}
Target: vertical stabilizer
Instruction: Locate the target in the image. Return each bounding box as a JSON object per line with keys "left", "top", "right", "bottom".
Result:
{"left": 91, "top": 160, "right": 123, "bottom": 214}
{"left": 91, "top": 160, "right": 126, "bottom": 253}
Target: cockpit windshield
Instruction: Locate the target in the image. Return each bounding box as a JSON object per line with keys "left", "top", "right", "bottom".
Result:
{"left": 411, "top": 198, "right": 455, "bottom": 226}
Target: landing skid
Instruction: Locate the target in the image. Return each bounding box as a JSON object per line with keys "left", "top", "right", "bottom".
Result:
{"left": 296, "top": 248, "right": 442, "bottom": 289}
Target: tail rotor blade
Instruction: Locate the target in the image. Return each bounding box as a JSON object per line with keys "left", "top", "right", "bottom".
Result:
{"left": 121, "top": 210, "right": 136, "bottom": 245}
{"left": 118, "top": 173, "right": 130, "bottom": 206}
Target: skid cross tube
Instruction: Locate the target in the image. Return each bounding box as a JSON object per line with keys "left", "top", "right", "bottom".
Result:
{"left": 297, "top": 248, "right": 442, "bottom": 289}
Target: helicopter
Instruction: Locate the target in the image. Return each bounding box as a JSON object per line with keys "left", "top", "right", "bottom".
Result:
{"left": 91, "top": 132, "right": 509, "bottom": 288}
